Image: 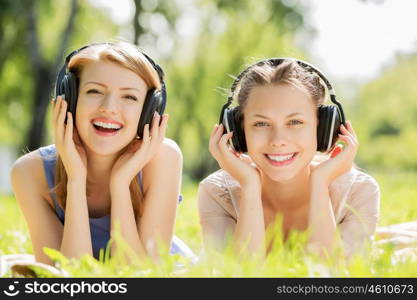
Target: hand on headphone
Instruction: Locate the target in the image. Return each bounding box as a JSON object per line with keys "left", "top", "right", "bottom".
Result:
{"left": 312, "top": 121, "right": 358, "bottom": 186}
{"left": 110, "top": 112, "right": 168, "bottom": 184}
{"left": 209, "top": 124, "right": 261, "bottom": 187}
{"left": 52, "top": 95, "right": 88, "bottom": 180}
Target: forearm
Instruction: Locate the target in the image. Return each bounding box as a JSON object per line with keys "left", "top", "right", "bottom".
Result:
{"left": 60, "top": 178, "right": 93, "bottom": 259}
{"left": 110, "top": 181, "right": 147, "bottom": 260}
{"left": 308, "top": 177, "right": 340, "bottom": 256}
{"left": 234, "top": 183, "right": 265, "bottom": 257}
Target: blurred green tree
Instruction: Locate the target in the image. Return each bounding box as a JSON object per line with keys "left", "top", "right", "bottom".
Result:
{"left": 353, "top": 53, "right": 417, "bottom": 171}
{"left": 135, "top": 0, "right": 306, "bottom": 180}
{"left": 0, "top": 0, "right": 118, "bottom": 152}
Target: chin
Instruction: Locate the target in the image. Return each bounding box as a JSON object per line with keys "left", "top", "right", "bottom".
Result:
{"left": 84, "top": 138, "right": 131, "bottom": 156}
{"left": 263, "top": 169, "right": 299, "bottom": 183}
{"left": 78, "top": 125, "right": 135, "bottom": 156}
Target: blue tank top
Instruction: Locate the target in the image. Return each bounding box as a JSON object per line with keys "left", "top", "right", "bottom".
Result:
{"left": 38, "top": 144, "right": 187, "bottom": 260}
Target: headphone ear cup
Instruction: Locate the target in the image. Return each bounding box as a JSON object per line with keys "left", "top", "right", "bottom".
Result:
{"left": 317, "top": 106, "right": 327, "bottom": 152}
{"left": 330, "top": 107, "right": 342, "bottom": 149}
{"left": 59, "top": 72, "right": 78, "bottom": 124}
{"left": 317, "top": 105, "right": 341, "bottom": 152}
{"left": 224, "top": 107, "right": 246, "bottom": 153}
{"left": 137, "top": 89, "right": 163, "bottom": 138}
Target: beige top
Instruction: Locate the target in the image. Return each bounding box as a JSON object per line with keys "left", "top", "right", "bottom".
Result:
{"left": 198, "top": 167, "right": 380, "bottom": 256}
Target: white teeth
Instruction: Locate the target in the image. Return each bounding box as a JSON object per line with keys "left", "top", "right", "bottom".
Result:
{"left": 93, "top": 121, "right": 121, "bottom": 129}
{"left": 267, "top": 153, "right": 295, "bottom": 162}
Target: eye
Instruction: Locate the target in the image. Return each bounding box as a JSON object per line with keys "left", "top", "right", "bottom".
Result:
{"left": 288, "top": 119, "right": 303, "bottom": 126}
{"left": 86, "top": 89, "right": 102, "bottom": 95}
{"left": 254, "top": 121, "right": 269, "bottom": 127}
{"left": 123, "top": 95, "right": 138, "bottom": 101}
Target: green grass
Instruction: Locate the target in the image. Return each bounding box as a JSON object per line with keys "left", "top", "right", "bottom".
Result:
{"left": 1, "top": 171, "right": 416, "bottom": 277}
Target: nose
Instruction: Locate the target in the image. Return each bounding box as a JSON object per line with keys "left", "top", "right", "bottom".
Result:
{"left": 98, "top": 93, "right": 118, "bottom": 115}
{"left": 269, "top": 127, "right": 290, "bottom": 148}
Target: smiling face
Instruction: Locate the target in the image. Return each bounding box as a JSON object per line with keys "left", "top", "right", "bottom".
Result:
{"left": 75, "top": 60, "right": 148, "bottom": 156}
{"left": 243, "top": 83, "right": 318, "bottom": 182}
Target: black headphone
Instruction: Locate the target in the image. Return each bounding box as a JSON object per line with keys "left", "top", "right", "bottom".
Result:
{"left": 55, "top": 42, "right": 167, "bottom": 139}
{"left": 219, "top": 58, "right": 346, "bottom": 153}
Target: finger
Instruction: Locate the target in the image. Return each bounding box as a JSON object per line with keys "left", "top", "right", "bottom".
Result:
{"left": 209, "top": 124, "right": 222, "bottom": 148}
{"left": 209, "top": 125, "right": 223, "bottom": 155}
{"left": 240, "top": 153, "right": 254, "bottom": 164}
{"left": 340, "top": 121, "right": 356, "bottom": 139}
{"left": 142, "top": 123, "right": 151, "bottom": 146}
{"left": 50, "top": 97, "right": 58, "bottom": 127}
{"left": 210, "top": 124, "right": 219, "bottom": 139}
{"left": 159, "top": 114, "right": 169, "bottom": 142}
{"left": 53, "top": 95, "right": 62, "bottom": 124}
{"left": 228, "top": 148, "right": 239, "bottom": 158}
{"left": 337, "top": 134, "right": 357, "bottom": 151}
{"left": 149, "top": 112, "right": 160, "bottom": 142}
{"left": 65, "top": 112, "right": 73, "bottom": 145}
{"left": 345, "top": 120, "right": 358, "bottom": 139}
{"left": 340, "top": 123, "right": 357, "bottom": 143}
{"left": 213, "top": 123, "right": 225, "bottom": 145}
{"left": 219, "top": 130, "right": 233, "bottom": 145}
{"left": 73, "top": 127, "right": 82, "bottom": 146}
{"left": 130, "top": 139, "right": 142, "bottom": 152}
{"left": 209, "top": 125, "right": 223, "bottom": 158}
{"left": 56, "top": 98, "right": 67, "bottom": 143}
{"left": 218, "top": 131, "right": 234, "bottom": 155}
{"left": 209, "top": 124, "right": 226, "bottom": 155}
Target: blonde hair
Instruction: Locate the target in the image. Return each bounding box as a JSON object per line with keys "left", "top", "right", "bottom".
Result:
{"left": 54, "top": 42, "right": 162, "bottom": 217}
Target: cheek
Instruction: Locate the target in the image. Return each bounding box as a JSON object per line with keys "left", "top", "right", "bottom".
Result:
{"left": 245, "top": 128, "right": 266, "bottom": 150}
{"left": 74, "top": 99, "right": 93, "bottom": 129}
{"left": 296, "top": 127, "right": 317, "bottom": 159}
{"left": 124, "top": 106, "right": 143, "bottom": 132}
{"left": 299, "top": 126, "right": 317, "bottom": 148}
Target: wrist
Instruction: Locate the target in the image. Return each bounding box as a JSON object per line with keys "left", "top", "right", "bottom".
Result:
{"left": 310, "top": 170, "right": 331, "bottom": 186}
{"left": 241, "top": 179, "right": 262, "bottom": 194}
{"left": 110, "top": 177, "right": 130, "bottom": 190}
{"left": 67, "top": 176, "right": 86, "bottom": 186}
{"left": 239, "top": 173, "right": 261, "bottom": 187}
{"left": 310, "top": 172, "right": 330, "bottom": 188}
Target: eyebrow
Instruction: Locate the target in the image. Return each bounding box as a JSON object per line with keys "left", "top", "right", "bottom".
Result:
{"left": 250, "top": 112, "right": 304, "bottom": 119}
{"left": 84, "top": 81, "right": 141, "bottom": 92}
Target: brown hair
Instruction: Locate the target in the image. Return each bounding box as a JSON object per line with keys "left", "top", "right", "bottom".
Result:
{"left": 235, "top": 60, "right": 326, "bottom": 115}
{"left": 54, "top": 42, "right": 161, "bottom": 217}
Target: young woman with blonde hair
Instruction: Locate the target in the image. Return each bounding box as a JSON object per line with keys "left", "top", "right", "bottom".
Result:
{"left": 11, "top": 42, "right": 193, "bottom": 265}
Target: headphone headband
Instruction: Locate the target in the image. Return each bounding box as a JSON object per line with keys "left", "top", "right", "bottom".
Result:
{"left": 221, "top": 57, "right": 345, "bottom": 125}
{"left": 56, "top": 42, "right": 165, "bottom": 98}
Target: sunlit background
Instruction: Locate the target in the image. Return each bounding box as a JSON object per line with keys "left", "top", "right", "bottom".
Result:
{"left": 1, "top": 0, "right": 417, "bottom": 192}
{"left": 1, "top": 0, "right": 417, "bottom": 277}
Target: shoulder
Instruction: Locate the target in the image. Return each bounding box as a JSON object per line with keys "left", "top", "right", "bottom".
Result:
{"left": 329, "top": 167, "right": 380, "bottom": 219}
{"left": 154, "top": 138, "right": 182, "bottom": 163}
{"left": 143, "top": 138, "right": 182, "bottom": 188}
{"left": 330, "top": 167, "right": 380, "bottom": 197}
{"left": 11, "top": 149, "right": 44, "bottom": 182}
{"left": 199, "top": 169, "right": 239, "bottom": 195}
{"left": 348, "top": 168, "right": 380, "bottom": 206}
{"left": 198, "top": 169, "right": 240, "bottom": 218}
{"left": 10, "top": 148, "right": 52, "bottom": 204}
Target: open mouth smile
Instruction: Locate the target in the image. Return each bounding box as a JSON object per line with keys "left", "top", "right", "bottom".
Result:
{"left": 264, "top": 152, "right": 298, "bottom": 167}
{"left": 91, "top": 118, "right": 123, "bottom": 137}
